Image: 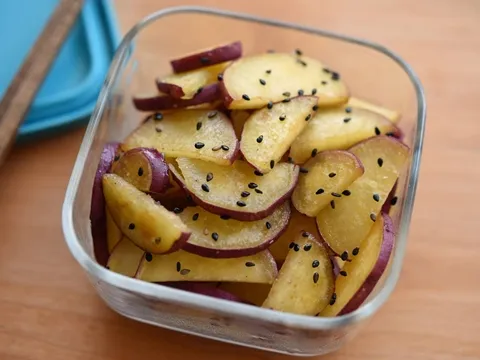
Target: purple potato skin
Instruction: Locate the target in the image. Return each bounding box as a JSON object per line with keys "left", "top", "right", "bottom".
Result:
{"left": 164, "top": 282, "right": 247, "bottom": 304}
{"left": 90, "top": 142, "right": 120, "bottom": 266}
{"left": 170, "top": 41, "right": 242, "bottom": 73}
{"left": 169, "top": 163, "right": 299, "bottom": 221}
{"left": 133, "top": 83, "right": 220, "bottom": 112}
{"left": 182, "top": 204, "right": 291, "bottom": 258}
{"left": 114, "top": 147, "right": 170, "bottom": 194}
{"left": 155, "top": 81, "right": 185, "bottom": 99}
{"left": 338, "top": 212, "right": 395, "bottom": 316}
{"left": 382, "top": 181, "right": 398, "bottom": 214}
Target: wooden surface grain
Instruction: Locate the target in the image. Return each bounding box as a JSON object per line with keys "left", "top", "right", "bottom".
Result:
{"left": 1, "top": 0, "right": 479, "bottom": 359}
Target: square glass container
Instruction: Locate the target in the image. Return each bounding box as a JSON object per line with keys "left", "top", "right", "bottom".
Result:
{"left": 62, "top": 6, "right": 426, "bottom": 356}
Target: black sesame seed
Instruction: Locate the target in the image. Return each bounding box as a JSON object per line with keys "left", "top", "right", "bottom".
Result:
{"left": 241, "top": 191, "right": 250, "bottom": 198}
{"left": 282, "top": 98, "right": 291, "bottom": 103}
{"left": 298, "top": 89, "right": 304, "bottom": 96}
{"left": 221, "top": 145, "right": 230, "bottom": 151}
{"left": 192, "top": 213, "right": 199, "bottom": 221}
{"left": 155, "top": 126, "right": 162, "bottom": 132}
{"left": 289, "top": 242, "right": 295, "bottom": 249}
{"left": 331, "top": 72, "right": 340, "bottom": 81}
{"left": 255, "top": 189, "right": 263, "bottom": 194}
{"left": 321, "top": 81, "right": 328, "bottom": 85}
{"left": 270, "top": 160, "right": 275, "bottom": 169}
{"left": 245, "top": 261, "right": 255, "bottom": 267}
{"left": 343, "top": 117, "right": 351, "bottom": 123}
{"left": 237, "top": 201, "right": 246, "bottom": 207}
{"left": 345, "top": 107, "right": 352, "bottom": 113}
{"left": 330, "top": 200, "right": 336, "bottom": 209}
{"left": 386, "top": 132, "right": 395, "bottom": 137}
{"left": 316, "top": 188, "right": 325, "bottom": 195}
{"left": 341, "top": 251, "right": 348, "bottom": 261}
{"left": 176, "top": 262, "right": 181, "bottom": 272}
{"left": 297, "top": 59, "right": 307, "bottom": 66}
{"left": 114, "top": 155, "right": 120, "bottom": 161}
{"left": 300, "top": 167, "right": 309, "bottom": 174}
{"left": 304, "top": 243, "right": 312, "bottom": 251}
{"left": 370, "top": 213, "right": 377, "bottom": 222}
{"left": 311, "top": 88, "right": 317, "bottom": 95}
{"left": 330, "top": 293, "right": 337, "bottom": 305}
{"left": 242, "top": 94, "right": 250, "bottom": 101}
{"left": 145, "top": 252, "right": 153, "bottom": 262}
{"left": 295, "top": 48, "right": 303, "bottom": 56}
{"left": 212, "top": 145, "right": 221, "bottom": 151}
{"left": 248, "top": 182, "right": 258, "bottom": 189}
{"left": 288, "top": 156, "right": 294, "bottom": 163}
{"left": 138, "top": 167, "right": 144, "bottom": 176}
{"left": 217, "top": 74, "right": 223, "bottom": 81}
{"left": 173, "top": 207, "right": 183, "bottom": 214}
{"left": 352, "top": 247, "right": 360, "bottom": 256}
{"left": 293, "top": 244, "right": 300, "bottom": 252}
{"left": 259, "top": 78, "right": 266, "bottom": 85}
{"left": 196, "top": 87, "right": 204, "bottom": 95}
{"left": 331, "top": 192, "right": 341, "bottom": 198}
{"left": 206, "top": 172, "right": 213, "bottom": 182}
{"left": 254, "top": 170, "right": 264, "bottom": 176}
{"left": 266, "top": 69, "right": 272, "bottom": 74}
{"left": 212, "top": 232, "right": 219, "bottom": 241}
{"left": 375, "top": 127, "right": 381, "bottom": 135}
{"left": 302, "top": 232, "right": 309, "bottom": 238}
{"left": 282, "top": 92, "right": 291, "bottom": 97}
{"left": 342, "top": 190, "right": 351, "bottom": 196}
{"left": 266, "top": 222, "right": 272, "bottom": 230}
{"left": 312, "top": 105, "right": 319, "bottom": 111}
{"left": 329, "top": 172, "right": 336, "bottom": 178}
{"left": 200, "top": 57, "right": 210, "bottom": 64}
{"left": 220, "top": 215, "right": 231, "bottom": 220}
{"left": 196, "top": 122, "right": 202, "bottom": 131}
{"left": 256, "top": 135, "right": 264, "bottom": 143}
{"left": 267, "top": 101, "right": 273, "bottom": 109}
{"left": 312, "top": 260, "right": 320, "bottom": 268}
{"left": 391, "top": 196, "right": 398, "bottom": 206}
{"left": 180, "top": 269, "right": 191, "bottom": 275}
{"left": 305, "top": 114, "right": 312, "bottom": 121}
{"left": 313, "top": 272, "right": 319, "bottom": 284}
{"left": 195, "top": 142, "right": 205, "bottom": 149}
{"left": 128, "top": 223, "right": 135, "bottom": 230}
{"left": 323, "top": 68, "right": 331, "bottom": 74}
{"left": 201, "top": 183, "right": 210, "bottom": 192}
{"left": 373, "top": 193, "right": 380, "bottom": 202}
{"left": 154, "top": 237, "right": 161, "bottom": 244}
{"left": 279, "top": 114, "right": 286, "bottom": 121}
{"left": 154, "top": 113, "right": 163, "bottom": 120}
{"left": 377, "top": 158, "right": 384, "bottom": 167}
{"left": 208, "top": 111, "right": 218, "bottom": 119}
{"left": 340, "top": 270, "right": 347, "bottom": 277}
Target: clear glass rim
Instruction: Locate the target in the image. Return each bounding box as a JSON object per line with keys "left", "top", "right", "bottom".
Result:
{"left": 62, "top": 5, "right": 426, "bottom": 331}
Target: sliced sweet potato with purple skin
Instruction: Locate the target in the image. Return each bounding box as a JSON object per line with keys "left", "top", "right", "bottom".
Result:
{"left": 170, "top": 41, "right": 242, "bottom": 73}
{"left": 217, "top": 282, "right": 271, "bottom": 306}
{"left": 132, "top": 83, "right": 220, "bottom": 112}
{"left": 320, "top": 212, "right": 395, "bottom": 316}
{"left": 122, "top": 109, "right": 239, "bottom": 166}
{"left": 107, "top": 238, "right": 145, "bottom": 277}
{"left": 292, "top": 150, "right": 364, "bottom": 217}
{"left": 262, "top": 231, "right": 335, "bottom": 316}
{"left": 381, "top": 181, "right": 398, "bottom": 214}
{"left": 111, "top": 147, "right": 170, "bottom": 194}
{"left": 136, "top": 249, "right": 278, "bottom": 284}
{"left": 290, "top": 107, "right": 402, "bottom": 164}
{"left": 268, "top": 208, "right": 320, "bottom": 263}
{"left": 106, "top": 208, "right": 123, "bottom": 253}
{"left": 157, "top": 62, "right": 231, "bottom": 99}
{"left": 347, "top": 97, "right": 401, "bottom": 124}
{"left": 179, "top": 202, "right": 291, "bottom": 258}
{"left": 166, "top": 282, "right": 246, "bottom": 303}
{"left": 240, "top": 96, "right": 318, "bottom": 173}
{"left": 90, "top": 142, "right": 120, "bottom": 266}
{"left": 316, "top": 136, "right": 409, "bottom": 259}
{"left": 103, "top": 174, "right": 191, "bottom": 254}
{"left": 174, "top": 158, "right": 299, "bottom": 221}
{"left": 221, "top": 52, "right": 349, "bottom": 110}
{"left": 230, "top": 110, "right": 251, "bottom": 139}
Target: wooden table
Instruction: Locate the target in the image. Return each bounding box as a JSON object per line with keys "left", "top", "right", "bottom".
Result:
{"left": 1, "top": 0, "right": 479, "bottom": 359}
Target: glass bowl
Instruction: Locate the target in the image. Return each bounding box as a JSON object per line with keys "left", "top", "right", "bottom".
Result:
{"left": 62, "top": 6, "right": 426, "bottom": 357}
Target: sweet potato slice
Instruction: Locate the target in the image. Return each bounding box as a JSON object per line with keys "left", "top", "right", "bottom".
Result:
{"left": 320, "top": 212, "right": 395, "bottom": 316}
{"left": 268, "top": 209, "right": 320, "bottom": 263}
{"left": 221, "top": 53, "right": 349, "bottom": 109}
{"left": 107, "top": 238, "right": 145, "bottom": 277}
{"left": 179, "top": 202, "right": 290, "bottom": 258}
{"left": 103, "top": 174, "right": 191, "bottom": 254}
{"left": 106, "top": 208, "right": 123, "bottom": 253}
{"left": 347, "top": 97, "right": 400, "bottom": 123}
{"left": 262, "top": 231, "right": 335, "bottom": 315}
{"left": 136, "top": 249, "right": 277, "bottom": 284}
{"left": 240, "top": 96, "right": 317, "bottom": 173}
{"left": 175, "top": 158, "right": 299, "bottom": 221}
{"left": 170, "top": 41, "right": 242, "bottom": 73}
{"left": 122, "top": 109, "right": 239, "bottom": 166}
{"left": 111, "top": 147, "right": 170, "bottom": 194}
{"left": 316, "top": 136, "right": 409, "bottom": 259}
{"left": 292, "top": 150, "right": 364, "bottom": 217}
{"left": 218, "top": 282, "right": 271, "bottom": 306}
{"left": 290, "top": 107, "right": 401, "bottom": 164}
{"left": 157, "top": 62, "right": 230, "bottom": 99}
